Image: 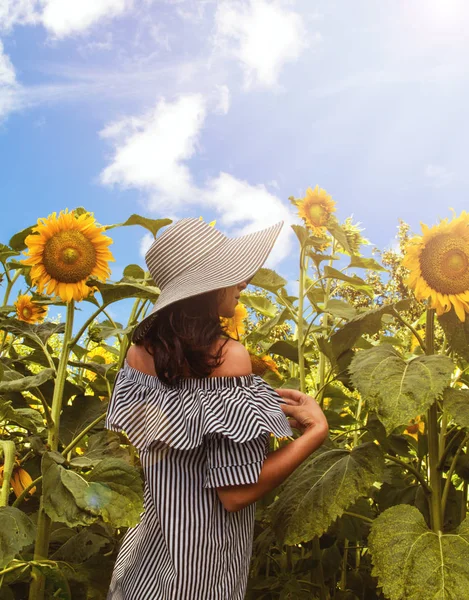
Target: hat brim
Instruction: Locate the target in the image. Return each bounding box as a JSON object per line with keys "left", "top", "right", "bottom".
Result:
{"left": 133, "top": 220, "right": 283, "bottom": 341}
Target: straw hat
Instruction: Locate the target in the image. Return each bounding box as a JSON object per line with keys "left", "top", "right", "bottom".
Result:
{"left": 133, "top": 217, "right": 283, "bottom": 342}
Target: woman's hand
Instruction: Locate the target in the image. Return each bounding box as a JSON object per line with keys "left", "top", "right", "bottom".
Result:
{"left": 275, "top": 388, "right": 328, "bottom": 437}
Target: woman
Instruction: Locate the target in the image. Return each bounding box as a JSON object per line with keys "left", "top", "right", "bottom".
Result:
{"left": 105, "top": 217, "right": 328, "bottom": 599}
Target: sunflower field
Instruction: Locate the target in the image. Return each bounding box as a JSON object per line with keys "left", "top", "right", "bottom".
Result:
{"left": 1, "top": 191, "right": 469, "bottom": 600}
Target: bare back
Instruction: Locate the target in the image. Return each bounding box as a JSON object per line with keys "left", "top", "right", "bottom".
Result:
{"left": 126, "top": 338, "right": 252, "bottom": 379}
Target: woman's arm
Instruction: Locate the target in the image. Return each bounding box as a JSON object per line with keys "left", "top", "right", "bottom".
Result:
{"left": 216, "top": 422, "right": 328, "bottom": 512}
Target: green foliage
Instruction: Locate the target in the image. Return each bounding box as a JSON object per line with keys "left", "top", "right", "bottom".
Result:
{"left": 369, "top": 505, "right": 469, "bottom": 600}
{"left": 350, "top": 345, "right": 453, "bottom": 433}
{"left": 42, "top": 453, "right": 143, "bottom": 528}
{"left": 269, "top": 443, "right": 384, "bottom": 545}
{"left": 0, "top": 507, "right": 36, "bottom": 568}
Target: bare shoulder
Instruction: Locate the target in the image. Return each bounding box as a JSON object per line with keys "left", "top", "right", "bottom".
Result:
{"left": 211, "top": 338, "right": 252, "bottom": 377}
{"left": 126, "top": 344, "right": 156, "bottom": 376}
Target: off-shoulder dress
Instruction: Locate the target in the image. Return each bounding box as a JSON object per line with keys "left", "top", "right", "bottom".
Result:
{"left": 104, "top": 361, "right": 293, "bottom": 600}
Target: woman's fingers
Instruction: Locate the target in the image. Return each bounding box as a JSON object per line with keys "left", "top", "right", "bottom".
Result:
{"left": 275, "top": 388, "right": 305, "bottom": 404}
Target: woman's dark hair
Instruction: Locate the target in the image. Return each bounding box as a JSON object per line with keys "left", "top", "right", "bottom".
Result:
{"left": 132, "top": 289, "right": 234, "bottom": 385}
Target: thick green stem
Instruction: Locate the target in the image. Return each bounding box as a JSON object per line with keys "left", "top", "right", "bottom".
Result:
{"left": 297, "top": 248, "right": 307, "bottom": 393}
{"left": 317, "top": 242, "right": 335, "bottom": 408}
{"left": 426, "top": 308, "right": 442, "bottom": 533}
{"left": 60, "top": 412, "right": 106, "bottom": 457}
{"left": 117, "top": 297, "right": 142, "bottom": 370}
{"left": 0, "top": 441, "right": 16, "bottom": 506}
{"left": 29, "top": 301, "right": 75, "bottom": 600}
{"left": 340, "top": 539, "right": 349, "bottom": 591}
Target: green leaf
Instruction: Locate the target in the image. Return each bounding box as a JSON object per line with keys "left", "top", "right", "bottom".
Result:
{"left": 291, "top": 225, "right": 327, "bottom": 249}
{"left": 70, "top": 431, "right": 130, "bottom": 467}
{"left": 0, "top": 244, "right": 19, "bottom": 262}
{"left": 0, "top": 507, "right": 36, "bottom": 568}
{"left": 443, "top": 388, "right": 469, "bottom": 428}
{"left": 8, "top": 225, "right": 35, "bottom": 251}
{"left": 92, "top": 281, "right": 160, "bottom": 305}
{"left": 0, "top": 398, "right": 45, "bottom": 433}
{"left": 107, "top": 214, "right": 172, "bottom": 237}
{"left": 51, "top": 530, "right": 109, "bottom": 563}
{"left": 267, "top": 340, "right": 299, "bottom": 364}
{"left": 330, "top": 305, "right": 397, "bottom": 358}
{"left": 59, "top": 395, "right": 107, "bottom": 446}
{"left": 42, "top": 454, "right": 143, "bottom": 528}
{"left": 369, "top": 504, "right": 469, "bottom": 600}
{"left": 326, "top": 220, "right": 351, "bottom": 254}
{"left": 438, "top": 310, "right": 469, "bottom": 362}
{"left": 323, "top": 299, "right": 357, "bottom": 321}
{"left": 84, "top": 458, "right": 144, "bottom": 527}
{"left": 123, "top": 264, "right": 146, "bottom": 280}
{"left": 240, "top": 294, "right": 278, "bottom": 318}
{"left": 0, "top": 368, "right": 55, "bottom": 393}
{"left": 249, "top": 268, "right": 287, "bottom": 292}
{"left": 269, "top": 443, "right": 384, "bottom": 545}
{"left": 246, "top": 308, "right": 289, "bottom": 343}
{"left": 350, "top": 346, "right": 454, "bottom": 434}
{"left": 324, "top": 266, "right": 373, "bottom": 297}
{"left": 348, "top": 255, "right": 387, "bottom": 272}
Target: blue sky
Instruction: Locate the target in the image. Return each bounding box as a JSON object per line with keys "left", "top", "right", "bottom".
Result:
{"left": 1, "top": 0, "right": 468, "bottom": 307}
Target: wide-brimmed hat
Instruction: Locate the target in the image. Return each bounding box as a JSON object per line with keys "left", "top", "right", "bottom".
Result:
{"left": 133, "top": 217, "right": 283, "bottom": 342}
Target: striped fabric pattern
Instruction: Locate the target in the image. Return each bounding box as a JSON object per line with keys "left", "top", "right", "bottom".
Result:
{"left": 133, "top": 218, "right": 283, "bottom": 342}
{"left": 105, "top": 363, "right": 293, "bottom": 599}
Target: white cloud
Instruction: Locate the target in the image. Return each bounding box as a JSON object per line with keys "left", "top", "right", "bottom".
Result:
{"left": 214, "top": 84, "right": 230, "bottom": 115}
{"left": 214, "top": 0, "right": 309, "bottom": 88}
{"left": 99, "top": 93, "right": 293, "bottom": 266}
{"left": 41, "top": 0, "right": 131, "bottom": 39}
{"left": 0, "top": 40, "right": 21, "bottom": 120}
{"left": 424, "top": 164, "right": 454, "bottom": 187}
{"left": 139, "top": 232, "right": 154, "bottom": 258}
{"left": 100, "top": 94, "right": 206, "bottom": 202}
{"left": 0, "top": 0, "right": 131, "bottom": 38}
{"left": 0, "top": 1, "right": 38, "bottom": 31}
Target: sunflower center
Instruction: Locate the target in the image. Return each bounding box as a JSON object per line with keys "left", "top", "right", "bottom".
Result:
{"left": 43, "top": 230, "right": 97, "bottom": 283}
{"left": 419, "top": 233, "right": 469, "bottom": 294}
{"left": 22, "top": 307, "right": 32, "bottom": 319}
{"left": 308, "top": 204, "right": 328, "bottom": 226}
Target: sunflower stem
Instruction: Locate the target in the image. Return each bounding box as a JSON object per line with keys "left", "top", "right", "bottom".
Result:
{"left": 425, "top": 308, "right": 443, "bottom": 533}
{"left": 297, "top": 246, "right": 307, "bottom": 393}
{"left": 317, "top": 240, "right": 335, "bottom": 408}
{"left": 0, "top": 441, "right": 16, "bottom": 507}
{"left": 2, "top": 268, "right": 21, "bottom": 307}
{"left": 441, "top": 434, "right": 469, "bottom": 519}
{"left": 29, "top": 300, "right": 75, "bottom": 600}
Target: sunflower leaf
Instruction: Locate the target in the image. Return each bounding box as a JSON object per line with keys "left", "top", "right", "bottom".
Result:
{"left": 122, "top": 264, "right": 145, "bottom": 280}
{"left": 347, "top": 255, "right": 387, "bottom": 272}
{"left": 269, "top": 442, "right": 384, "bottom": 545}
{"left": 350, "top": 345, "right": 454, "bottom": 434}
{"left": 324, "top": 266, "right": 374, "bottom": 297}
{"left": 326, "top": 220, "right": 351, "bottom": 254}
{"left": 369, "top": 504, "right": 469, "bottom": 600}
{"left": 438, "top": 310, "right": 469, "bottom": 362}
{"left": 249, "top": 268, "right": 287, "bottom": 292}
{"left": 0, "top": 507, "right": 36, "bottom": 568}
{"left": 92, "top": 281, "right": 160, "bottom": 305}
{"left": 443, "top": 388, "right": 469, "bottom": 428}
{"left": 0, "top": 244, "right": 19, "bottom": 262}
{"left": 0, "top": 368, "right": 55, "bottom": 393}
{"left": 42, "top": 453, "right": 143, "bottom": 529}
{"left": 108, "top": 215, "right": 172, "bottom": 237}
{"left": 267, "top": 340, "right": 299, "bottom": 364}
{"left": 240, "top": 294, "right": 277, "bottom": 318}
{"left": 8, "top": 226, "right": 35, "bottom": 251}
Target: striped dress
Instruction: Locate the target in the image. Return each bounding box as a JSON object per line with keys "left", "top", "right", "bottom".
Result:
{"left": 104, "top": 361, "right": 293, "bottom": 600}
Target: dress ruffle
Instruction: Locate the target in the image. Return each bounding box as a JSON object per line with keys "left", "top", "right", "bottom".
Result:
{"left": 105, "top": 362, "right": 293, "bottom": 451}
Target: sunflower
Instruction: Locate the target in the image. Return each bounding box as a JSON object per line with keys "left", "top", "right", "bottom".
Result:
{"left": 15, "top": 294, "right": 47, "bottom": 324}
{"left": 85, "top": 345, "right": 116, "bottom": 381}
{"left": 0, "top": 462, "right": 36, "bottom": 499}
{"left": 249, "top": 352, "right": 281, "bottom": 377}
{"left": 22, "top": 210, "right": 114, "bottom": 303}
{"left": 296, "top": 185, "right": 336, "bottom": 235}
{"left": 402, "top": 211, "right": 469, "bottom": 322}
{"left": 221, "top": 302, "right": 248, "bottom": 339}
{"left": 404, "top": 415, "right": 425, "bottom": 441}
